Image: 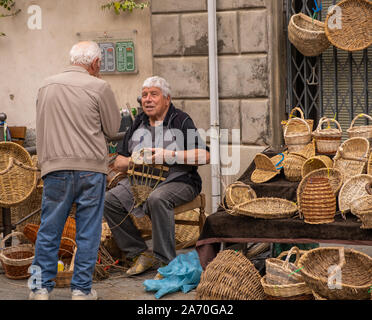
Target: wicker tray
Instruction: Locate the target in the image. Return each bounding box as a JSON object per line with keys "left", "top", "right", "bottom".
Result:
{"left": 338, "top": 174, "right": 372, "bottom": 213}
{"left": 298, "top": 247, "right": 372, "bottom": 300}
{"left": 236, "top": 198, "right": 297, "bottom": 219}
{"left": 301, "top": 155, "right": 333, "bottom": 178}
{"left": 325, "top": 0, "right": 372, "bottom": 52}
{"left": 251, "top": 153, "right": 280, "bottom": 183}
{"left": 288, "top": 13, "right": 330, "bottom": 56}
{"left": 195, "top": 250, "right": 265, "bottom": 300}
{"left": 297, "top": 168, "right": 343, "bottom": 215}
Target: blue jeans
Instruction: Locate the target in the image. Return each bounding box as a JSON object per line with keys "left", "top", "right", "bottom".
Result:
{"left": 31, "top": 170, "right": 106, "bottom": 294}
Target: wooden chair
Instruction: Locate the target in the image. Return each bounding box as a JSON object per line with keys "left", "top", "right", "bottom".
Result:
{"left": 8, "top": 126, "right": 27, "bottom": 146}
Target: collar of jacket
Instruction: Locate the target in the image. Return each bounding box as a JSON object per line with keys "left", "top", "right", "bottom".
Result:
{"left": 141, "top": 103, "right": 177, "bottom": 128}
{"left": 63, "top": 65, "right": 89, "bottom": 74}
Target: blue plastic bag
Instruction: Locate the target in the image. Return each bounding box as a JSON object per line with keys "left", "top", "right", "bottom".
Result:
{"left": 143, "top": 250, "right": 202, "bottom": 299}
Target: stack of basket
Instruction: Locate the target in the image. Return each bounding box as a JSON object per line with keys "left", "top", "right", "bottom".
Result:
{"left": 262, "top": 246, "right": 313, "bottom": 300}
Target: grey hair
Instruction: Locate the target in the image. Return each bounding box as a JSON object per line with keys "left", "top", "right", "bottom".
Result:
{"left": 70, "top": 41, "right": 102, "bottom": 66}
{"left": 142, "top": 76, "right": 171, "bottom": 98}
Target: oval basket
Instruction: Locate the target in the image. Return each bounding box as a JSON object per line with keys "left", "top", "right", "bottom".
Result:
{"left": 251, "top": 153, "right": 280, "bottom": 184}
{"left": 298, "top": 247, "right": 372, "bottom": 300}
{"left": 0, "top": 232, "right": 34, "bottom": 280}
{"left": 301, "top": 155, "right": 333, "bottom": 178}
{"left": 288, "top": 13, "right": 330, "bottom": 56}
{"left": 312, "top": 117, "right": 342, "bottom": 155}
{"left": 283, "top": 153, "right": 307, "bottom": 182}
{"left": 225, "top": 181, "right": 257, "bottom": 211}
{"left": 195, "top": 250, "right": 265, "bottom": 300}
{"left": 284, "top": 118, "right": 312, "bottom": 153}
{"left": 297, "top": 168, "right": 343, "bottom": 215}
{"left": 333, "top": 137, "right": 369, "bottom": 183}
{"left": 325, "top": 0, "right": 372, "bottom": 52}
{"left": 338, "top": 174, "right": 372, "bottom": 213}
{"left": 281, "top": 107, "right": 314, "bottom": 134}
{"left": 236, "top": 198, "right": 297, "bottom": 219}
{"left": 0, "top": 142, "right": 38, "bottom": 208}
{"left": 347, "top": 113, "right": 372, "bottom": 143}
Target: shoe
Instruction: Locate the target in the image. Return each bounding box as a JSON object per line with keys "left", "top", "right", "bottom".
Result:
{"left": 126, "top": 252, "right": 156, "bottom": 276}
{"left": 29, "top": 288, "right": 49, "bottom": 300}
{"left": 71, "top": 289, "right": 98, "bottom": 300}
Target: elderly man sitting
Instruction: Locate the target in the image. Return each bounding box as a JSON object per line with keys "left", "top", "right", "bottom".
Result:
{"left": 104, "top": 76, "right": 210, "bottom": 277}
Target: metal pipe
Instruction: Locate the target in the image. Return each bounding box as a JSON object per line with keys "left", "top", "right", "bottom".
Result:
{"left": 207, "top": 0, "right": 221, "bottom": 214}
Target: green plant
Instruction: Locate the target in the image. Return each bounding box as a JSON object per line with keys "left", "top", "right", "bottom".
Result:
{"left": 101, "top": 0, "right": 149, "bottom": 14}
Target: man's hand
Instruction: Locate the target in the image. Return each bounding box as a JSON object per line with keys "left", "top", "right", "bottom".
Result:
{"left": 145, "top": 148, "right": 175, "bottom": 165}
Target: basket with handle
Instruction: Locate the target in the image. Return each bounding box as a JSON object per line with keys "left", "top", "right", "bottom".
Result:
{"left": 347, "top": 113, "right": 372, "bottom": 145}
{"left": 350, "top": 182, "right": 372, "bottom": 229}
{"left": 284, "top": 117, "right": 312, "bottom": 153}
{"left": 54, "top": 238, "right": 77, "bottom": 288}
{"left": 250, "top": 153, "right": 281, "bottom": 184}
{"left": 0, "top": 231, "right": 34, "bottom": 280}
{"left": 283, "top": 152, "right": 307, "bottom": 182}
{"left": 224, "top": 181, "right": 257, "bottom": 215}
{"left": 301, "top": 155, "right": 333, "bottom": 178}
{"left": 281, "top": 107, "right": 314, "bottom": 134}
{"left": 312, "top": 117, "right": 342, "bottom": 155}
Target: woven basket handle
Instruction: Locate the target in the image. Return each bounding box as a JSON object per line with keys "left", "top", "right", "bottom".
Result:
{"left": 338, "top": 147, "right": 368, "bottom": 163}
{"left": 365, "top": 182, "right": 372, "bottom": 195}
{"left": 0, "top": 231, "right": 27, "bottom": 249}
{"left": 317, "top": 117, "right": 342, "bottom": 133}
{"left": 284, "top": 117, "right": 311, "bottom": 137}
{"left": 349, "top": 113, "right": 372, "bottom": 130}
{"left": 0, "top": 157, "right": 40, "bottom": 175}
{"left": 288, "top": 107, "right": 305, "bottom": 120}
{"left": 282, "top": 246, "right": 300, "bottom": 269}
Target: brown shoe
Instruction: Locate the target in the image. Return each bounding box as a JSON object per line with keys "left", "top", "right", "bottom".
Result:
{"left": 126, "top": 252, "right": 157, "bottom": 276}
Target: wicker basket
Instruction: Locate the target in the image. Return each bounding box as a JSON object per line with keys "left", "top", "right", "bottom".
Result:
{"left": 301, "top": 155, "right": 333, "bottom": 178}
{"left": 195, "top": 250, "right": 265, "bottom": 300}
{"left": 312, "top": 290, "right": 328, "bottom": 300}
{"left": 284, "top": 117, "right": 312, "bottom": 153}
{"left": 54, "top": 238, "right": 77, "bottom": 288}
{"left": 283, "top": 153, "right": 307, "bottom": 182}
{"left": 225, "top": 181, "right": 257, "bottom": 211}
{"left": 0, "top": 142, "right": 38, "bottom": 208}
{"left": 325, "top": 0, "right": 372, "bottom": 52}
{"left": 333, "top": 137, "right": 369, "bottom": 183}
{"left": 297, "top": 168, "right": 343, "bottom": 215}
{"left": 312, "top": 117, "right": 342, "bottom": 155}
{"left": 338, "top": 174, "right": 372, "bottom": 213}
{"left": 350, "top": 195, "right": 372, "bottom": 229}
{"left": 0, "top": 232, "right": 34, "bottom": 280}
{"left": 174, "top": 209, "right": 201, "bottom": 248}
{"left": 281, "top": 107, "right": 314, "bottom": 134}
{"left": 262, "top": 277, "right": 314, "bottom": 300}
{"left": 251, "top": 153, "right": 280, "bottom": 183}
{"left": 347, "top": 113, "right": 372, "bottom": 144}
{"left": 236, "top": 198, "right": 297, "bottom": 219}
{"left": 368, "top": 152, "right": 372, "bottom": 175}
{"left": 288, "top": 13, "right": 330, "bottom": 56}
{"left": 298, "top": 247, "right": 372, "bottom": 300}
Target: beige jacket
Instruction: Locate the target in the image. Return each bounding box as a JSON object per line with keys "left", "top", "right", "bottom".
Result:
{"left": 36, "top": 66, "right": 120, "bottom": 177}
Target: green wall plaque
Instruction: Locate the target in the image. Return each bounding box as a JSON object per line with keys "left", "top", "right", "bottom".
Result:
{"left": 116, "top": 41, "right": 135, "bottom": 72}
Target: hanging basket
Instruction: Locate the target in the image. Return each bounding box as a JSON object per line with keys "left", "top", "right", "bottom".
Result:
{"left": 312, "top": 117, "right": 342, "bottom": 155}
{"left": 288, "top": 13, "right": 330, "bottom": 57}
{"left": 325, "top": 0, "right": 372, "bottom": 52}
{"left": 301, "top": 155, "right": 333, "bottom": 178}
{"left": 195, "top": 250, "right": 265, "bottom": 300}
{"left": 298, "top": 247, "right": 372, "bottom": 300}
{"left": 347, "top": 113, "right": 372, "bottom": 144}
{"left": 281, "top": 107, "right": 314, "bottom": 134}
{"left": 284, "top": 117, "right": 312, "bottom": 153}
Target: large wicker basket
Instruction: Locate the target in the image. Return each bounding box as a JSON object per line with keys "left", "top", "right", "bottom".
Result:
{"left": 301, "top": 155, "right": 333, "bottom": 178}
{"left": 195, "top": 250, "right": 265, "bottom": 300}
{"left": 281, "top": 107, "right": 314, "bottom": 134}
{"left": 325, "top": 0, "right": 372, "bottom": 52}
{"left": 284, "top": 117, "right": 312, "bottom": 153}
{"left": 312, "top": 117, "right": 342, "bottom": 155}
{"left": 288, "top": 13, "right": 330, "bottom": 56}
{"left": 0, "top": 232, "right": 34, "bottom": 280}
{"left": 298, "top": 247, "right": 372, "bottom": 300}
{"left": 0, "top": 142, "right": 38, "bottom": 208}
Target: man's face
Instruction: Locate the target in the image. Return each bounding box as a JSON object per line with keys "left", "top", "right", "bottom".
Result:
{"left": 141, "top": 87, "right": 170, "bottom": 119}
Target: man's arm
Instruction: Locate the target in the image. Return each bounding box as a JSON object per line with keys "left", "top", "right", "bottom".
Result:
{"left": 99, "top": 83, "right": 121, "bottom": 139}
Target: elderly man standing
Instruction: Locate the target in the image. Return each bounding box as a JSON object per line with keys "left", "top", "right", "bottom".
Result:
{"left": 104, "top": 76, "right": 210, "bottom": 278}
{"left": 29, "top": 41, "right": 120, "bottom": 300}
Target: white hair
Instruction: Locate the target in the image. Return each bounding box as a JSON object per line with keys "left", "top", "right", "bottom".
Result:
{"left": 69, "top": 41, "right": 102, "bottom": 66}
{"left": 142, "top": 76, "right": 171, "bottom": 98}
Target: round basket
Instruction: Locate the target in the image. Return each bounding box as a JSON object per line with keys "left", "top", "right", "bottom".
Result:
{"left": 0, "top": 142, "right": 38, "bottom": 208}
{"left": 284, "top": 117, "right": 312, "bottom": 153}
{"left": 195, "top": 250, "right": 265, "bottom": 300}
{"left": 312, "top": 117, "right": 342, "bottom": 155}
{"left": 347, "top": 113, "right": 372, "bottom": 144}
{"left": 225, "top": 181, "right": 257, "bottom": 213}
{"left": 333, "top": 137, "right": 369, "bottom": 183}
{"left": 338, "top": 174, "right": 372, "bottom": 213}
{"left": 298, "top": 247, "right": 372, "bottom": 300}
{"left": 288, "top": 13, "right": 330, "bottom": 57}
{"left": 283, "top": 153, "right": 307, "bottom": 182}
{"left": 301, "top": 155, "right": 333, "bottom": 178}
{"left": 235, "top": 198, "right": 297, "bottom": 219}
{"left": 297, "top": 168, "right": 343, "bottom": 215}
{"left": 0, "top": 232, "right": 34, "bottom": 280}
{"left": 281, "top": 107, "right": 314, "bottom": 134}
{"left": 325, "top": 0, "right": 372, "bottom": 52}
{"left": 251, "top": 153, "right": 280, "bottom": 183}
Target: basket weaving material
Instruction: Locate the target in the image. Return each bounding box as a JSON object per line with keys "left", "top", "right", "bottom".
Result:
{"left": 333, "top": 137, "right": 369, "bottom": 182}
{"left": 301, "top": 155, "right": 333, "bottom": 178}
{"left": 283, "top": 153, "right": 307, "bottom": 182}
{"left": 225, "top": 181, "right": 257, "bottom": 212}
{"left": 325, "top": 0, "right": 372, "bottom": 52}
{"left": 281, "top": 107, "right": 314, "bottom": 134}
{"left": 195, "top": 250, "right": 265, "bottom": 300}
{"left": 236, "top": 198, "right": 297, "bottom": 219}
{"left": 288, "top": 13, "right": 330, "bottom": 56}
{"left": 338, "top": 174, "right": 372, "bottom": 213}
{"left": 0, "top": 232, "right": 34, "bottom": 280}
{"left": 350, "top": 195, "right": 372, "bottom": 229}
{"left": 284, "top": 117, "right": 312, "bottom": 153}
{"left": 251, "top": 153, "right": 280, "bottom": 183}
{"left": 0, "top": 142, "right": 37, "bottom": 208}
{"left": 298, "top": 247, "right": 372, "bottom": 300}
{"left": 347, "top": 113, "right": 372, "bottom": 143}
{"left": 297, "top": 168, "right": 343, "bottom": 215}
{"left": 312, "top": 117, "right": 342, "bottom": 155}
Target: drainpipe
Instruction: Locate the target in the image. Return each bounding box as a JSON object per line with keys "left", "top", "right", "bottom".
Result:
{"left": 207, "top": 0, "right": 221, "bottom": 214}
